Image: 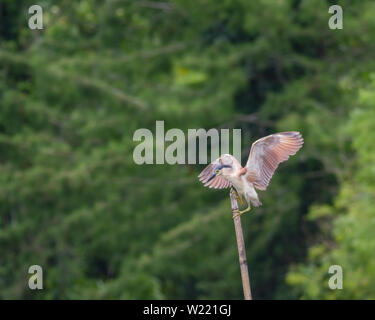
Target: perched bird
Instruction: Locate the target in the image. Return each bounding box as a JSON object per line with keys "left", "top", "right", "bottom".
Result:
{"left": 198, "top": 132, "right": 303, "bottom": 218}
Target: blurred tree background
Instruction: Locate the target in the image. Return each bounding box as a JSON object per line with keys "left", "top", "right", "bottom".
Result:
{"left": 0, "top": 0, "right": 375, "bottom": 299}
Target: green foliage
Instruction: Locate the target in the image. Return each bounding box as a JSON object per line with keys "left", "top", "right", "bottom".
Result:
{"left": 1, "top": 0, "right": 375, "bottom": 299}
{"left": 287, "top": 76, "right": 375, "bottom": 299}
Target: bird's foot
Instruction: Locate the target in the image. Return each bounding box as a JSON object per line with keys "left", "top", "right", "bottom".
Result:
{"left": 232, "top": 205, "right": 251, "bottom": 219}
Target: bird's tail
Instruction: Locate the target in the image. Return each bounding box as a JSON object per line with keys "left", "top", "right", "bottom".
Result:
{"left": 251, "top": 198, "right": 262, "bottom": 207}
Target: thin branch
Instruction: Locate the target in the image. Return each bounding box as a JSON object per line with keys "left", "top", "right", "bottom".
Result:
{"left": 230, "top": 188, "right": 252, "bottom": 300}
{"left": 49, "top": 65, "right": 148, "bottom": 110}
{"left": 138, "top": 1, "right": 175, "bottom": 11}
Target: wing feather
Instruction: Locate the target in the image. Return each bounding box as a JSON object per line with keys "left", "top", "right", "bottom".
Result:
{"left": 245, "top": 132, "right": 303, "bottom": 191}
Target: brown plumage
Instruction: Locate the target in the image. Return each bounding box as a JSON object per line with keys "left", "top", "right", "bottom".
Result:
{"left": 198, "top": 132, "right": 303, "bottom": 216}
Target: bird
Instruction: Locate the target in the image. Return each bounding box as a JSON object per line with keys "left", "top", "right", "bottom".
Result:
{"left": 198, "top": 131, "right": 303, "bottom": 218}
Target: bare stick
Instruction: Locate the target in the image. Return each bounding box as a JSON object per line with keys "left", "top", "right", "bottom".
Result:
{"left": 230, "top": 188, "right": 252, "bottom": 300}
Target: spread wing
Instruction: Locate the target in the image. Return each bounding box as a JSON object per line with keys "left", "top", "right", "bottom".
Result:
{"left": 245, "top": 132, "right": 303, "bottom": 191}
{"left": 198, "top": 161, "right": 232, "bottom": 189}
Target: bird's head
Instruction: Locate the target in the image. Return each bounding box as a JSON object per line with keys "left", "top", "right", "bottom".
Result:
{"left": 206, "top": 154, "right": 234, "bottom": 182}
{"left": 198, "top": 154, "right": 238, "bottom": 189}
{"left": 207, "top": 163, "right": 232, "bottom": 182}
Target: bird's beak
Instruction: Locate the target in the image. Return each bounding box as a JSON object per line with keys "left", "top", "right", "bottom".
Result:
{"left": 207, "top": 164, "right": 227, "bottom": 182}
{"left": 207, "top": 172, "right": 217, "bottom": 183}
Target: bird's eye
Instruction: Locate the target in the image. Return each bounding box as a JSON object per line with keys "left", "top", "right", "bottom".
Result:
{"left": 215, "top": 169, "right": 220, "bottom": 174}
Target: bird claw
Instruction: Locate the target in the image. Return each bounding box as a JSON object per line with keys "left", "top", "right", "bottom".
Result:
{"left": 232, "top": 206, "right": 251, "bottom": 219}
{"left": 232, "top": 209, "right": 241, "bottom": 219}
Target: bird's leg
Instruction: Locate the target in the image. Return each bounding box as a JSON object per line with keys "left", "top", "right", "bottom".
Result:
{"left": 233, "top": 204, "right": 251, "bottom": 219}
{"left": 232, "top": 188, "right": 243, "bottom": 206}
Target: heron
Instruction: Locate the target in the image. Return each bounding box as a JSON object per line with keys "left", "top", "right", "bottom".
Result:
{"left": 198, "top": 131, "right": 303, "bottom": 218}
